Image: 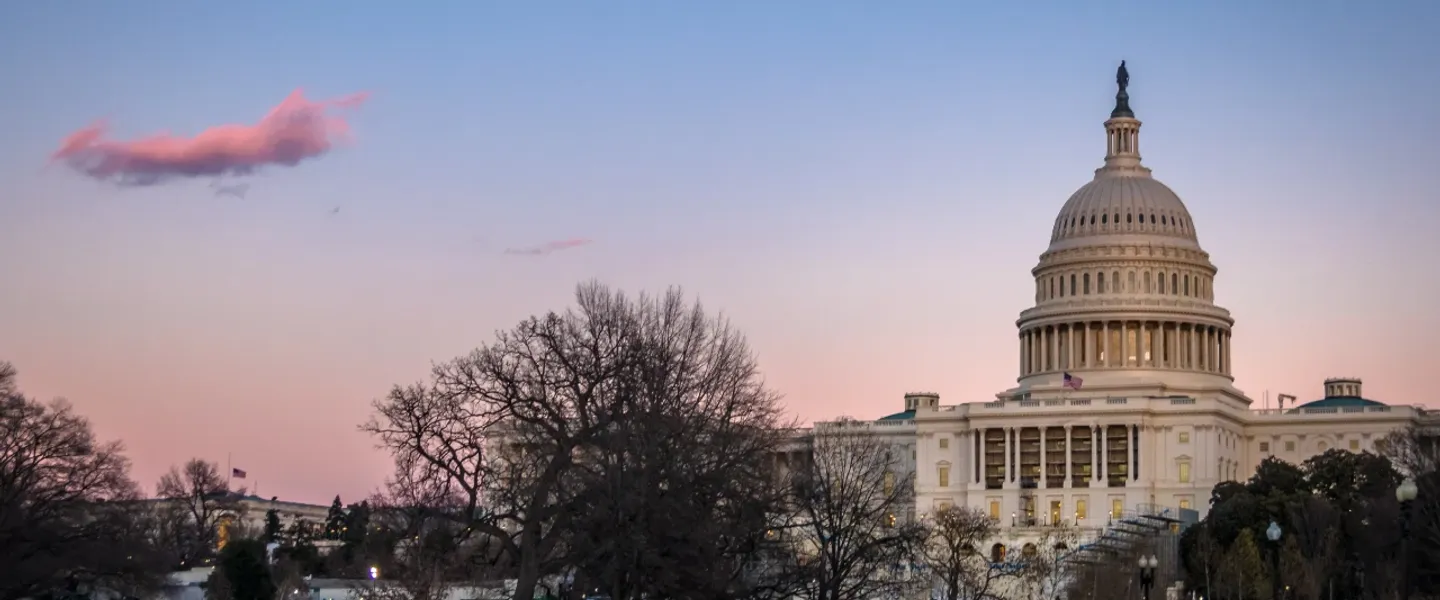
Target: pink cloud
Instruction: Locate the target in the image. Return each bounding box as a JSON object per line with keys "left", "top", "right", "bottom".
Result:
{"left": 503, "top": 238, "right": 594, "bottom": 256}
{"left": 51, "top": 89, "right": 368, "bottom": 186}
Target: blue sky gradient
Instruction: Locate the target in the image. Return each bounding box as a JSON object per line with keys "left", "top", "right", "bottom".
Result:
{"left": 2, "top": 1, "right": 1438, "bottom": 502}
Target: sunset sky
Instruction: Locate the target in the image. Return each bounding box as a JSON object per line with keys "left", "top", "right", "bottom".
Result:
{"left": 2, "top": 1, "right": 1438, "bottom": 505}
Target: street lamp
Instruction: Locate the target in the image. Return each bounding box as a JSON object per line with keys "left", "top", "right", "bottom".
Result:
{"left": 1266, "top": 521, "right": 1282, "bottom": 600}
{"left": 1137, "top": 554, "right": 1158, "bottom": 600}
{"left": 1397, "top": 477, "right": 1419, "bottom": 600}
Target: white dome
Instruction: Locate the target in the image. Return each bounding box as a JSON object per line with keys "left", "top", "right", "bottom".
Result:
{"left": 1048, "top": 175, "right": 1199, "bottom": 249}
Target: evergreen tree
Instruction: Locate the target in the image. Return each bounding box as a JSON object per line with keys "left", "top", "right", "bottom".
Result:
{"left": 322, "top": 495, "right": 345, "bottom": 540}
{"left": 207, "top": 538, "right": 276, "bottom": 600}
{"left": 342, "top": 501, "right": 370, "bottom": 546}
{"left": 263, "top": 509, "right": 282, "bottom": 543}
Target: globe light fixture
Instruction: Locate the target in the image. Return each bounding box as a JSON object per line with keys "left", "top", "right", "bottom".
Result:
{"left": 1397, "top": 477, "right": 1418, "bottom": 502}
{"left": 1266, "top": 521, "right": 1282, "bottom": 542}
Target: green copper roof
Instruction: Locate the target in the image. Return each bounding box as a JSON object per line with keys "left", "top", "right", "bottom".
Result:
{"left": 878, "top": 410, "right": 916, "bottom": 421}
{"left": 1295, "top": 396, "right": 1385, "bottom": 409}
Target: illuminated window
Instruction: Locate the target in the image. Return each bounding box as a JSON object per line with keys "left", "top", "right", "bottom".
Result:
{"left": 989, "top": 500, "right": 1000, "bottom": 520}
{"left": 1076, "top": 499, "right": 1087, "bottom": 520}
{"left": 1259, "top": 442, "right": 1270, "bottom": 452}
{"left": 1178, "top": 432, "right": 1190, "bottom": 444}
{"left": 1178, "top": 461, "right": 1191, "bottom": 483}
{"left": 884, "top": 471, "right": 896, "bottom": 496}
{"left": 1179, "top": 498, "right": 1191, "bottom": 510}
{"left": 938, "top": 464, "right": 951, "bottom": 488}
{"left": 1350, "top": 439, "right": 1360, "bottom": 451}
{"left": 939, "top": 437, "right": 949, "bottom": 450}
{"left": 1111, "top": 499, "right": 1123, "bottom": 519}
{"left": 885, "top": 513, "right": 897, "bottom": 528}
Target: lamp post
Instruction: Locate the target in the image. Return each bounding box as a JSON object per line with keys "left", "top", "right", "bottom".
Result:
{"left": 1137, "top": 554, "right": 1158, "bottom": 600}
{"left": 1266, "top": 521, "right": 1283, "bottom": 600}
{"left": 1397, "top": 476, "right": 1419, "bottom": 600}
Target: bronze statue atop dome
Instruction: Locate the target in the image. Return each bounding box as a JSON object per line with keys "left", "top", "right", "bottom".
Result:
{"left": 1111, "top": 60, "right": 1134, "bottom": 119}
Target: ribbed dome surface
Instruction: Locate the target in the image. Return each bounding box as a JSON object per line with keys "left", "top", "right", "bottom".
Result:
{"left": 1049, "top": 175, "right": 1198, "bottom": 245}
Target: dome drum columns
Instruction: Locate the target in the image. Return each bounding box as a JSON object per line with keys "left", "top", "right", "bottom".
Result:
{"left": 1018, "top": 320, "right": 1232, "bottom": 379}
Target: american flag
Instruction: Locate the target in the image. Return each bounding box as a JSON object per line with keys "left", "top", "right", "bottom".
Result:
{"left": 1063, "top": 372, "right": 1084, "bottom": 390}
{"left": 231, "top": 468, "right": 247, "bottom": 479}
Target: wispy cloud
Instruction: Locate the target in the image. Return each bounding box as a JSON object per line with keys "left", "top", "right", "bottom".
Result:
{"left": 503, "top": 238, "right": 593, "bottom": 256}
{"left": 52, "top": 89, "right": 368, "bottom": 186}
{"left": 211, "top": 181, "right": 250, "bottom": 199}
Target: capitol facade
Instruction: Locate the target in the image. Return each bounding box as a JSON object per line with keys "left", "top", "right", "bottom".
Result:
{"left": 795, "top": 64, "right": 1435, "bottom": 551}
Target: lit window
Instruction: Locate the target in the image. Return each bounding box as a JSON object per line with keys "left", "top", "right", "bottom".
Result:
{"left": 939, "top": 438, "right": 949, "bottom": 450}
{"left": 1178, "top": 432, "right": 1190, "bottom": 444}
{"left": 989, "top": 500, "right": 1000, "bottom": 520}
{"left": 1076, "top": 499, "right": 1087, "bottom": 520}
{"left": 884, "top": 471, "right": 896, "bottom": 496}
{"left": 938, "top": 465, "right": 951, "bottom": 488}
{"left": 885, "top": 513, "right": 897, "bottom": 528}
{"left": 1111, "top": 499, "right": 1123, "bottom": 519}
{"left": 1179, "top": 499, "right": 1191, "bottom": 510}
{"left": 1259, "top": 442, "right": 1270, "bottom": 452}
{"left": 1178, "top": 461, "right": 1191, "bottom": 483}
{"left": 1350, "top": 439, "right": 1360, "bottom": 451}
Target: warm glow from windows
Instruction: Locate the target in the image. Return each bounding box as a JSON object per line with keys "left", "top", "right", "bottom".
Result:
{"left": 938, "top": 464, "right": 951, "bottom": 488}
{"left": 1179, "top": 499, "right": 1191, "bottom": 510}
{"left": 939, "top": 437, "right": 949, "bottom": 449}
{"left": 1179, "top": 461, "right": 1191, "bottom": 483}
{"left": 883, "top": 471, "right": 896, "bottom": 496}
{"left": 989, "top": 500, "right": 1000, "bottom": 520}
{"left": 1178, "top": 432, "right": 1190, "bottom": 444}
{"left": 1111, "top": 499, "right": 1122, "bottom": 519}
{"left": 1076, "top": 499, "right": 1087, "bottom": 520}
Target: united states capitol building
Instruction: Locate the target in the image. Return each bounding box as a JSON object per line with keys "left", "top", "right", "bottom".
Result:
{"left": 791, "top": 64, "right": 1436, "bottom": 555}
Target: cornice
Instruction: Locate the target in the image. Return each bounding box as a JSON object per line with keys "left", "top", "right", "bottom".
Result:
{"left": 1016, "top": 301, "right": 1235, "bottom": 326}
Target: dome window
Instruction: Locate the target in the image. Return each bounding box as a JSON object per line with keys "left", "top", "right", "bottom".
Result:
{"left": 1161, "top": 215, "right": 1168, "bottom": 225}
{"left": 1113, "top": 213, "right": 1120, "bottom": 225}
{"left": 1126, "top": 213, "right": 1133, "bottom": 224}
{"left": 1150, "top": 214, "right": 1156, "bottom": 224}
{"left": 1101, "top": 214, "right": 1108, "bottom": 224}
{"left": 1090, "top": 215, "right": 1096, "bottom": 225}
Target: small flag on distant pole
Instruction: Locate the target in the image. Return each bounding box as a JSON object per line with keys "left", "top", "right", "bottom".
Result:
{"left": 1063, "top": 372, "right": 1084, "bottom": 390}
{"left": 232, "top": 468, "right": 247, "bottom": 479}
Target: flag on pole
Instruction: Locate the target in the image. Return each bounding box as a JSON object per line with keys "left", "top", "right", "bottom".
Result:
{"left": 1063, "top": 372, "right": 1084, "bottom": 390}
{"left": 232, "top": 468, "right": 247, "bottom": 479}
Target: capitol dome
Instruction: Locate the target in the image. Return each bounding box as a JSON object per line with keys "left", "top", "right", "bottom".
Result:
{"left": 1012, "top": 62, "right": 1235, "bottom": 394}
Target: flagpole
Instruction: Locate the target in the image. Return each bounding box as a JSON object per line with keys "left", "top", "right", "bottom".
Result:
{"left": 227, "top": 453, "right": 232, "bottom": 492}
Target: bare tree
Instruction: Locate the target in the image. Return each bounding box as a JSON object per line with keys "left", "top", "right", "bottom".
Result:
{"left": 1016, "top": 528, "right": 1083, "bottom": 600}
{"left": 1379, "top": 424, "right": 1440, "bottom": 599}
{"left": 0, "top": 362, "right": 169, "bottom": 600}
{"left": 156, "top": 458, "right": 239, "bottom": 566}
{"left": 920, "top": 505, "right": 1007, "bottom": 600}
{"left": 364, "top": 282, "right": 799, "bottom": 600}
{"left": 789, "top": 419, "right": 928, "bottom": 600}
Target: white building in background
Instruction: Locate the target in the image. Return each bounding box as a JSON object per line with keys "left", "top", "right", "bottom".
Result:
{"left": 796, "top": 64, "right": 1435, "bottom": 555}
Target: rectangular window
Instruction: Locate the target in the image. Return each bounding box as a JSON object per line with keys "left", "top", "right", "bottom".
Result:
{"left": 939, "top": 438, "right": 949, "bottom": 450}
{"left": 989, "top": 500, "right": 1000, "bottom": 520}
{"left": 1178, "top": 461, "right": 1191, "bottom": 483}
{"left": 1179, "top": 498, "right": 1192, "bottom": 510}
{"left": 937, "top": 500, "right": 953, "bottom": 511}
{"left": 1084, "top": 273, "right": 1091, "bottom": 294}
{"left": 1111, "top": 498, "right": 1123, "bottom": 519}
{"left": 1178, "top": 432, "right": 1190, "bottom": 444}
{"left": 1285, "top": 441, "right": 1296, "bottom": 452}
{"left": 1076, "top": 498, "right": 1088, "bottom": 520}
{"left": 1259, "top": 441, "right": 1270, "bottom": 452}
{"left": 884, "top": 472, "right": 896, "bottom": 496}
{"left": 938, "top": 465, "right": 951, "bottom": 488}
{"left": 1350, "top": 439, "right": 1360, "bottom": 451}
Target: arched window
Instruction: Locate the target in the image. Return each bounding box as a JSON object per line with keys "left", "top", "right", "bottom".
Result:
{"left": 1070, "top": 274, "right": 1077, "bottom": 296}
{"left": 1022, "top": 543, "right": 1038, "bottom": 558}
{"left": 1098, "top": 272, "right": 1106, "bottom": 293}
{"left": 1144, "top": 271, "right": 1152, "bottom": 293}
{"left": 1126, "top": 213, "right": 1133, "bottom": 224}
{"left": 1159, "top": 272, "right": 1166, "bottom": 294}
{"left": 991, "top": 543, "right": 1007, "bottom": 563}
{"left": 1185, "top": 276, "right": 1191, "bottom": 296}
{"left": 1101, "top": 214, "right": 1108, "bottom": 224}
{"left": 1127, "top": 271, "right": 1136, "bottom": 292}
{"left": 1171, "top": 273, "right": 1178, "bottom": 295}
{"left": 1083, "top": 273, "right": 1091, "bottom": 294}
{"left": 1050, "top": 278, "right": 1055, "bottom": 299}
